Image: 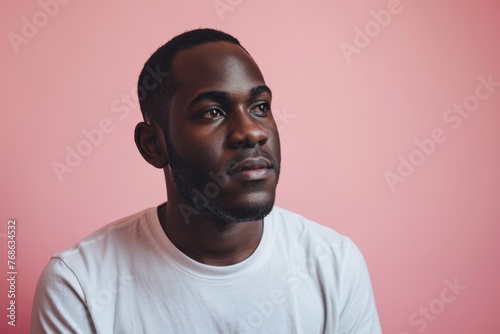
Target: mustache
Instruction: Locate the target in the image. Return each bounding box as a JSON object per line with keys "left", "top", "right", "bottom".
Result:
{"left": 225, "top": 148, "right": 277, "bottom": 172}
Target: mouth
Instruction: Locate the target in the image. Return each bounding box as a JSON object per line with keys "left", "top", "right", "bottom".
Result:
{"left": 227, "top": 157, "right": 273, "bottom": 176}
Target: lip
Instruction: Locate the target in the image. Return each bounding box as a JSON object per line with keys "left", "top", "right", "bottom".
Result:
{"left": 229, "top": 168, "right": 272, "bottom": 181}
{"left": 228, "top": 157, "right": 273, "bottom": 176}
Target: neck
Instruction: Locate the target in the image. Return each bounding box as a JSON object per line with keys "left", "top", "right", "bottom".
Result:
{"left": 157, "top": 201, "right": 264, "bottom": 266}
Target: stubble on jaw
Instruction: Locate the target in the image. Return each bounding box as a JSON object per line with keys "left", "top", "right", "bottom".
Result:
{"left": 164, "top": 132, "right": 280, "bottom": 225}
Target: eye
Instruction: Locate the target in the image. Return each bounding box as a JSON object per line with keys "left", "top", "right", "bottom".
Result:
{"left": 252, "top": 103, "right": 270, "bottom": 116}
{"left": 202, "top": 108, "right": 225, "bottom": 119}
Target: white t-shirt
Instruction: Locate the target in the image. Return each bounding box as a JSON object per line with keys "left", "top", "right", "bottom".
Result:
{"left": 31, "top": 205, "right": 382, "bottom": 333}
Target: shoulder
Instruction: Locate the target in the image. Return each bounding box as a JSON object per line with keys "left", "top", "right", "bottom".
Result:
{"left": 270, "top": 206, "right": 357, "bottom": 255}
{"left": 269, "top": 207, "right": 380, "bottom": 327}
{"left": 58, "top": 207, "right": 152, "bottom": 252}
{"left": 269, "top": 206, "right": 371, "bottom": 279}
{"left": 51, "top": 207, "right": 157, "bottom": 276}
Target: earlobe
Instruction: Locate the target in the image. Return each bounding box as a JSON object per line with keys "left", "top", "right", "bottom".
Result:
{"left": 134, "top": 122, "right": 168, "bottom": 168}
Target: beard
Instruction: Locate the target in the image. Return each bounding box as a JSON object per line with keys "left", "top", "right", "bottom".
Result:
{"left": 164, "top": 133, "right": 280, "bottom": 224}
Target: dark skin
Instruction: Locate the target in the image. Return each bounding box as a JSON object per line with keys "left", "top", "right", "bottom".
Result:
{"left": 135, "top": 41, "right": 281, "bottom": 266}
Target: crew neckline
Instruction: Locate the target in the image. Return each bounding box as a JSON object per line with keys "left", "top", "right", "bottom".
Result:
{"left": 146, "top": 204, "right": 275, "bottom": 280}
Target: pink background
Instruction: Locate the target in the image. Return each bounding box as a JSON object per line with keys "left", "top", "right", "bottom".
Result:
{"left": 1, "top": 0, "right": 500, "bottom": 333}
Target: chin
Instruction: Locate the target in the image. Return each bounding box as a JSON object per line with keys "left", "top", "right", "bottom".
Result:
{"left": 205, "top": 193, "right": 275, "bottom": 223}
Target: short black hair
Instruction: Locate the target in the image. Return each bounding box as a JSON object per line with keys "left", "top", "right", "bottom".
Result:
{"left": 137, "top": 28, "right": 246, "bottom": 132}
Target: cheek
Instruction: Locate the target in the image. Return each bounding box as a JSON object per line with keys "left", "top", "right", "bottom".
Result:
{"left": 171, "top": 124, "right": 226, "bottom": 167}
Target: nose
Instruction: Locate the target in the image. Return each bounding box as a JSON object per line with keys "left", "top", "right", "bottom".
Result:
{"left": 228, "top": 110, "right": 268, "bottom": 149}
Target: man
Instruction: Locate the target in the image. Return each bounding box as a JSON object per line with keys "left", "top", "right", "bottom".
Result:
{"left": 31, "top": 28, "right": 382, "bottom": 333}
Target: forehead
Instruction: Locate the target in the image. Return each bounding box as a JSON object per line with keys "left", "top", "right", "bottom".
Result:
{"left": 171, "top": 41, "right": 266, "bottom": 94}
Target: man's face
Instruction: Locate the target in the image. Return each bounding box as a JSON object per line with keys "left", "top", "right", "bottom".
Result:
{"left": 166, "top": 41, "right": 281, "bottom": 223}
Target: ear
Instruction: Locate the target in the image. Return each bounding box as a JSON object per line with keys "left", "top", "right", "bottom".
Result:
{"left": 134, "top": 121, "right": 168, "bottom": 169}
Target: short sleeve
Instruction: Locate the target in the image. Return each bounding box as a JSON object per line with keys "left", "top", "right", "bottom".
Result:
{"left": 337, "top": 240, "right": 382, "bottom": 334}
{"left": 31, "top": 257, "right": 96, "bottom": 334}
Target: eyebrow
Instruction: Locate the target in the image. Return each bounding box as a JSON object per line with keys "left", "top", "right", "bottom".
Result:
{"left": 250, "top": 85, "right": 272, "bottom": 98}
{"left": 189, "top": 85, "right": 272, "bottom": 107}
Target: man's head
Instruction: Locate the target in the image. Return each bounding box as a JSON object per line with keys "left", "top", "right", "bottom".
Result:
{"left": 135, "top": 28, "right": 281, "bottom": 224}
